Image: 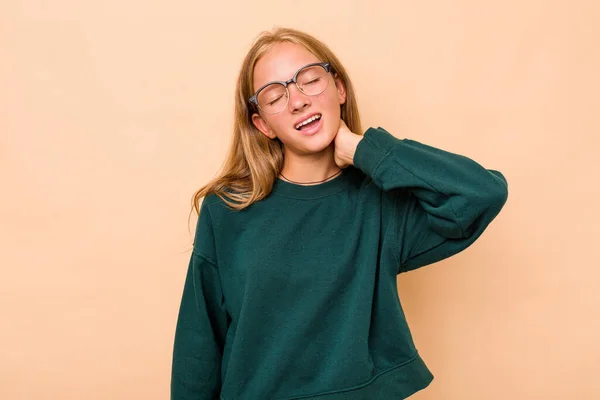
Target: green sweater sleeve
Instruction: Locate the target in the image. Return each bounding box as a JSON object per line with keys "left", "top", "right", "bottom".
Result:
{"left": 353, "top": 127, "right": 508, "bottom": 273}
{"left": 171, "top": 200, "right": 229, "bottom": 399}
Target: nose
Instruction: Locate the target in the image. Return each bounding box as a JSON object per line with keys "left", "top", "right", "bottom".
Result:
{"left": 287, "top": 83, "right": 310, "bottom": 112}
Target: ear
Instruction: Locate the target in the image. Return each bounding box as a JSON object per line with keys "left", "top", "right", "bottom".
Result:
{"left": 251, "top": 112, "right": 277, "bottom": 139}
{"left": 334, "top": 74, "right": 347, "bottom": 105}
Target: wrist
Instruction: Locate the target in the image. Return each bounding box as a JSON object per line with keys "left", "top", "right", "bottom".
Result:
{"left": 344, "top": 134, "right": 363, "bottom": 166}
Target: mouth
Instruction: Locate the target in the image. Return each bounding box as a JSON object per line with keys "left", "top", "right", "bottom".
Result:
{"left": 295, "top": 113, "right": 322, "bottom": 131}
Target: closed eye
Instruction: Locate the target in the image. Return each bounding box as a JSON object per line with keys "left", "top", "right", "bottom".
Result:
{"left": 267, "top": 95, "right": 284, "bottom": 106}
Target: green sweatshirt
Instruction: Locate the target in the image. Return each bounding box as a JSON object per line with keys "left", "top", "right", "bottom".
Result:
{"left": 171, "top": 127, "right": 508, "bottom": 400}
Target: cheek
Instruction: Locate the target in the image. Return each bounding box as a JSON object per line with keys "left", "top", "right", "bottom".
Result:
{"left": 324, "top": 92, "right": 342, "bottom": 117}
{"left": 265, "top": 114, "right": 289, "bottom": 133}
{"left": 316, "top": 91, "right": 342, "bottom": 113}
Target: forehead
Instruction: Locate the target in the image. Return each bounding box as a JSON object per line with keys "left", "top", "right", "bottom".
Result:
{"left": 253, "top": 42, "right": 321, "bottom": 91}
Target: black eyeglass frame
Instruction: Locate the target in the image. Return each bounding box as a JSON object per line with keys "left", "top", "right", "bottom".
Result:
{"left": 248, "top": 62, "right": 333, "bottom": 114}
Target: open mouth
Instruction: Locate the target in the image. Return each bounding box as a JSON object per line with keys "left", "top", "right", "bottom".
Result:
{"left": 295, "top": 114, "right": 322, "bottom": 131}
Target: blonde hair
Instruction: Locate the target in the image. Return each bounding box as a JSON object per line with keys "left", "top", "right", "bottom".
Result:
{"left": 190, "top": 27, "right": 363, "bottom": 215}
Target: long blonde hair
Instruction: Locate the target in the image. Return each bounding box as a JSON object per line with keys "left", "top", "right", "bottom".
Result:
{"left": 190, "top": 27, "right": 363, "bottom": 215}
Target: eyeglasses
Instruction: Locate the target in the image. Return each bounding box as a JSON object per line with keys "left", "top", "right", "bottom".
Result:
{"left": 248, "top": 62, "right": 333, "bottom": 115}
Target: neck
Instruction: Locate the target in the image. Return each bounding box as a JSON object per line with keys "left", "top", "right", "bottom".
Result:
{"left": 279, "top": 145, "right": 341, "bottom": 185}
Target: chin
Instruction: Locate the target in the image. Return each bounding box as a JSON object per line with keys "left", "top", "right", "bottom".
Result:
{"left": 306, "top": 137, "right": 335, "bottom": 154}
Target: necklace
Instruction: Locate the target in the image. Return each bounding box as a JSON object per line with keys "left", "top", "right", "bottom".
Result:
{"left": 279, "top": 169, "right": 343, "bottom": 185}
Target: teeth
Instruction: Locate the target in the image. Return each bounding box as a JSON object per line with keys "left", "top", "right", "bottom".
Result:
{"left": 295, "top": 114, "right": 321, "bottom": 130}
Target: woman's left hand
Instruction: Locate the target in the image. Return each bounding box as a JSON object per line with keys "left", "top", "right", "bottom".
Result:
{"left": 333, "top": 119, "right": 363, "bottom": 169}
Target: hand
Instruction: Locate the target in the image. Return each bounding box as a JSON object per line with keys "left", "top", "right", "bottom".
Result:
{"left": 333, "top": 119, "right": 363, "bottom": 168}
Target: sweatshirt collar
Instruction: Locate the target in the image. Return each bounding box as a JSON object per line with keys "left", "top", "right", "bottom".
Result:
{"left": 271, "top": 167, "right": 353, "bottom": 200}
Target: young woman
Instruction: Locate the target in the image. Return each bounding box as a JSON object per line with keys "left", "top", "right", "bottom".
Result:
{"left": 171, "top": 27, "right": 508, "bottom": 400}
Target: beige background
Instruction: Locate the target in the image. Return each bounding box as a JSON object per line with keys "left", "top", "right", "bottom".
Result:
{"left": 1, "top": 0, "right": 599, "bottom": 399}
